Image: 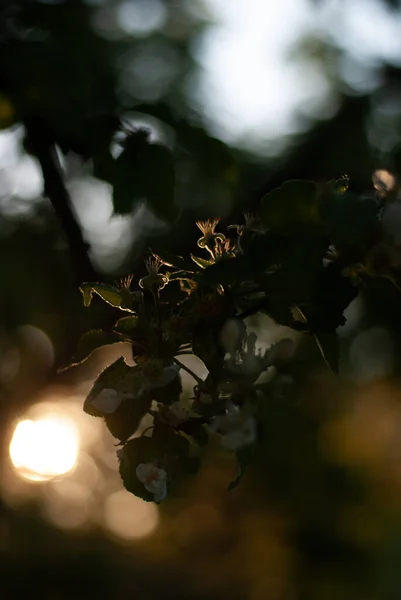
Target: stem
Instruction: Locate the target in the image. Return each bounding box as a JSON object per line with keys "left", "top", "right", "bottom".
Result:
{"left": 141, "top": 425, "right": 154, "bottom": 437}
{"left": 24, "top": 117, "right": 96, "bottom": 285}
{"left": 173, "top": 357, "right": 203, "bottom": 384}
{"left": 151, "top": 288, "right": 162, "bottom": 351}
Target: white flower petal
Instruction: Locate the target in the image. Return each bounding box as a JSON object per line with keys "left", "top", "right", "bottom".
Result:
{"left": 153, "top": 479, "right": 167, "bottom": 503}
{"left": 136, "top": 463, "right": 167, "bottom": 500}
{"left": 136, "top": 462, "right": 153, "bottom": 483}
{"left": 90, "top": 388, "right": 123, "bottom": 414}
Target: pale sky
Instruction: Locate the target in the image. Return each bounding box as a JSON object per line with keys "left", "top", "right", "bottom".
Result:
{"left": 192, "top": 0, "right": 401, "bottom": 150}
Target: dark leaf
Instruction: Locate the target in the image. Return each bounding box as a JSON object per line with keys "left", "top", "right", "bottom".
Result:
{"left": 105, "top": 393, "right": 151, "bottom": 442}
{"left": 319, "top": 188, "right": 379, "bottom": 253}
{"left": 84, "top": 357, "right": 136, "bottom": 416}
{"left": 260, "top": 180, "right": 319, "bottom": 232}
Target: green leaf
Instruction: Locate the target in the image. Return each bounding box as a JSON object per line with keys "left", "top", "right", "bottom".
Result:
{"left": 260, "top": 180, "right": 319, "bottom": 232}
{"left": 119, "top": 436, "right": 160, "bottom": 502}
{"left": 71, "top": 329, "right": 125, "bottom": 367}
{"left": 113, "top": 316, "right": 140, "bottom": 334}
{"left": 228, "top": 445, "right": 254, "bottom": 491}
{"left": 80, "top": 282, "right": 134, "bottom": 312}
{"left": 314, "top": 332, "right": 339, "bottom": 374}
{"left": 190, "top": 254, "right": 214, "bottom": 269}
{"left": 84, "top": 357, "right": 136, "bottom": 416}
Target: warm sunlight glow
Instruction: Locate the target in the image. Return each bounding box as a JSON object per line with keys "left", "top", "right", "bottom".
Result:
{"left": 10, "top": 416, "right": 79, "bottom": 482}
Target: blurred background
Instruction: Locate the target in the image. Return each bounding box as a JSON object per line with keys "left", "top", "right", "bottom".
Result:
{"left": 2, "top": 0, "right": 401, "bottom": 598}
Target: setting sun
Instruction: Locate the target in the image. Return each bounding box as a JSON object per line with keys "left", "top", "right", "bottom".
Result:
{"left": 10, "top": 416, "right": 79, "bottom": 482}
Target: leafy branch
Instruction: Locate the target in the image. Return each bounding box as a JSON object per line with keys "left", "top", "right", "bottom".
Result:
{"left": 65, "top": 174, "right": 399, "bottom": 503}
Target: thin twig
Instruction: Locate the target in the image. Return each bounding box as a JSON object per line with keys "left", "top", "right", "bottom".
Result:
{"left": 173, "top": 357, "right": 203, "bottom": 384}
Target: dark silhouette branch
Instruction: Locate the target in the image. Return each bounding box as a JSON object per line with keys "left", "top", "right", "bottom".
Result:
{"left": 24, "top": 118, "right": 96, "bottom": 285}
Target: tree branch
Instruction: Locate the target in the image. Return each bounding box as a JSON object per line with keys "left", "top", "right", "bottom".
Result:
{"left": 24, "top": 118, "right": 96, "bottom": 285}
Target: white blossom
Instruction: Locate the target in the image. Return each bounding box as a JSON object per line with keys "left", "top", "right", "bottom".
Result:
{"left": 136, "top": 462, "right": 167, "bottom": 503}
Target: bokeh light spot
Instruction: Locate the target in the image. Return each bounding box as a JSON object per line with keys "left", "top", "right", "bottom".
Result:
{"left": 104, "top": 490, "right": 159, "bottom": 541}
{"left": 117, "top": 0, "right": 167, "bottom": 37}
{"left": 10, "top": 416, "right": 79, "bottom": 482}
